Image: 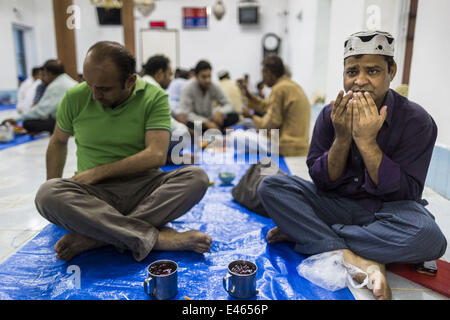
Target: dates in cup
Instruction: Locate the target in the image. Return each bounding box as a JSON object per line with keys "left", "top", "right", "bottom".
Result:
{"left": 223, "top": 260, "right": 258, "bottom": 299}
{"left": 149, "top": 261, "right": 177, "bottom": 276}
{"left": 144, "top": 260, "right": 178, "bottom": 300}
{"left": 230, "top": 262, "right": 256, "bottom": 275}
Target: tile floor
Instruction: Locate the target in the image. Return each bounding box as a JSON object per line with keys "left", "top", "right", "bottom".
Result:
{"left": 0, "top": 108, "right": 449, "bottom": 300}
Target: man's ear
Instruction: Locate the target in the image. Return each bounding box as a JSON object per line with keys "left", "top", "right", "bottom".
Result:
{"left": 126, "top": 74, "right": 137, "bottom": 89}
{"left": 390, "top": 61, "right": 397, "bottom": 81}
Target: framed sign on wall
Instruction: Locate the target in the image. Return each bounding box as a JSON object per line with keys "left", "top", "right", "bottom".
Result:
{"left": 183, "top": 7, "right": 208, "bottom": 29}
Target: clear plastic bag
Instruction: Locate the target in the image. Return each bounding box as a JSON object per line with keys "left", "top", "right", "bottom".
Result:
{"left": 297, "top": 251, "right": 369, "bottom": 291}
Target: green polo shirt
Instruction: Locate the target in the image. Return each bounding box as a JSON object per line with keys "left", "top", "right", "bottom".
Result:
{"left": 56, "top": 78, "right": 171, "bottom": 174}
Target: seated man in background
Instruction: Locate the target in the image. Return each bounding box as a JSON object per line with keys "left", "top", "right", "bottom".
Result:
{"left": 238, "top": 54, "right": 311, "bottom": 157}
{"left": 257, "top": 30, "right": 447, "bottom": 300}
{"left": 2, "top": 60, "right": 78, "bottom": 135}
{"left": 178, "top": 60, "right": 239, "bottom": 132}
{"left": 16, "top": 67, "right": 43, "bottom": 114}
{"left": 35, "top": 41, "right": 212, "bottom": 262}
{"left": 217, "top": 70, "right": 244, "bottom": 115}
{"left": 166, "top": 67, "right": 190, "bottom": 117}
{"left": 142, "top": 55, "right": 190, "bottom": 159}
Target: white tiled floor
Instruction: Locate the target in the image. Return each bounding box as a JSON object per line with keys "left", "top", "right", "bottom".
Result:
{"left": 0, "top": 108, "right": 79, "bottom": 264}
{"left": 0, "top": 109, "right": 449, "bottom": 300}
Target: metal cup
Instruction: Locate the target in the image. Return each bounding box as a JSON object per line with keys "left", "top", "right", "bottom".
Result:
{"left": 144, "top": 260, "right": 178, "bottom": 300}
{"left": 223, "top": 260, "right": 258, "bottom": 299}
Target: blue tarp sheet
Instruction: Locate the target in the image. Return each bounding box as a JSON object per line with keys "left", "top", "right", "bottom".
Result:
{"left": 0, "top": 133, "right": 47, "bottom": 151}
{"left": 0, "top": 104, "right": 16, "bottom": 112}
{"left": 0, "top": 157, "right": 354, "bottom": 300}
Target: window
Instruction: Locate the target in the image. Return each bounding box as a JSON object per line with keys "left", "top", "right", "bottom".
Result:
{"left": 13, "top": 27, "right": 28, "bottom": 79}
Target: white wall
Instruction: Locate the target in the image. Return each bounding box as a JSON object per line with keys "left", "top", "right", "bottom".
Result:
{"left": 0, "top": 0, "right": 56, "bottom": 91}
{"left": 408, "top": 0, "right": 450, "bottom": 146}
{"left": 33, "top": 0, "right": 57, "bottom": 67}
{"left": 74, "top": 0, "right": 123, "bottom": 73}
{"left": 1, "top": 0, "right": 290, "bottom": 91}
{"left": 285, "top": 0, "right": 331, "bottom": 99}
{"left": 285, "top": 0, "right": 318, "bottom": 98}
{"left": 134, "top": 0, "right": 289, "bottom": 84}
{"left": 71, "top": 0, "right": 290, "bottom": 83}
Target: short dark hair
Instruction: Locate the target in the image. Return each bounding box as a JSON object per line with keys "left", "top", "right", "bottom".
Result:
{"left": 42, "top": 60, "right": 65, "bottom": 76}
{"left": 178, "top": 69, "right": 190, "bottom": 79}
{"left": 383, "top": 55, "right": 395, "bottom": 73}
{"left": 143, "top": 55, "right": 170, "bottom": 76}
{"left": 195, "top": 60, "right": 212, "bottom": 75}
{"left": 345, "top": 54, "right": 395, "bottom": 73}
{"left": 262, "top": 54, "right": 285, "bottom": 78}
{"left": 257, "top": 81, "right": 265, "bottom": 90}
{"left": 87, "top": 41, "right": 136, "bottom": 86}
{"left": 32, "top": 67, "right": 43, "bottom": 77}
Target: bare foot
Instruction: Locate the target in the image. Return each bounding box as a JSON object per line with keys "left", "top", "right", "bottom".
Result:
{"left": 266, "top": 227, "right": 296, "bottom": 243}
{"left": 54, "top": 233, "right": 106, "bottom": 262}
{"left": 342, "top": 249, "right": 392, "bottom": 300}
{"left": 154, "top": 227, "right": 212, "bottom": 253}
{"left": 367, "top": 265, "right": 392, "bottom": 300}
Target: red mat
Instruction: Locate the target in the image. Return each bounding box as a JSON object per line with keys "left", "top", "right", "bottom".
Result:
{"left": 387, "top": 260, "right": 450, "bottom": 297}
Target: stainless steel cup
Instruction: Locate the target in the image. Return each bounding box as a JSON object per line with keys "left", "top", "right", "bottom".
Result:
{"left": 223, "top": 260, "right": 258, "bottom": 299}
{"left": 144, "top": 260, "right": 178, "bottom": 300}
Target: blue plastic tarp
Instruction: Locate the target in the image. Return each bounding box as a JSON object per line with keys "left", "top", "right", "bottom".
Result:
{"left": 0, "top": 104, "right": 16, "bottom": 112}
{"left": 0, "top": 133, "right": 47, "bottom": 151}
{"left": 0, "top": 157, "right": 354, "bottom": 300}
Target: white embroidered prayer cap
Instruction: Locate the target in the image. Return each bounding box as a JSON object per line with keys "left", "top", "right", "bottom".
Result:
{"left": 217, "top": 70, "right": 229, "bottom": 79}
{"left": 344, "top": 30, "right": 395, "bottom": 59}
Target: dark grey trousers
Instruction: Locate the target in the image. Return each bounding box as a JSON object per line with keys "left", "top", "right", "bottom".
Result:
{"left": 257, "top": 174, "right": 447, "bottom": 264}
{"left": 35, "top": 166, "right": 209, "bottom": 261}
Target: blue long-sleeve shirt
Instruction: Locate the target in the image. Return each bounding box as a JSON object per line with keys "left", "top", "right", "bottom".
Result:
{"left": 307, "top": 89, "right": 437, "bottom": 213}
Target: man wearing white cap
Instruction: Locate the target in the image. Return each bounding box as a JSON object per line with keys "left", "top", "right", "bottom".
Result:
{"left": 257, "top": 30, "right": 447, "bottom": 300}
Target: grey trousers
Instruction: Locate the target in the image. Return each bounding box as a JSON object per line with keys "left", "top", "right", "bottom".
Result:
{"left": 257, "top": 174, "right": 447, "bottom": 265}
{"left": 35, "top": 166, "right": 209, "bottom": 261}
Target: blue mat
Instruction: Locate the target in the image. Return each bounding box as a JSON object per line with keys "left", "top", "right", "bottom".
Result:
{"left": 0, "top": 133, "right": 47, "bottom": 151}
{"left": 0, "top": 157, "right": 354, "bottom": 300}
{"left": 0, "top": 104, "right": 16, "bottom": 112}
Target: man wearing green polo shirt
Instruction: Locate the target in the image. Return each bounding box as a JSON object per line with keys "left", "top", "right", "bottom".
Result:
{"left": 35, "top": 41, "right": 212, "bottom": 262}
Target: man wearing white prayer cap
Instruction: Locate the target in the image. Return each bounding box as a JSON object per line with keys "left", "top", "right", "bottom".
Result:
{"left": 258, "top": 30, "right": 446, "bottom": 300}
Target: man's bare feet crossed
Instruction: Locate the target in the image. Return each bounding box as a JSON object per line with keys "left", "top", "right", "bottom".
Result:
{"left": 54, "top": 227, "right": 212, "bottom": 262}
{"left": 266, "top": 226, "right": 392, "bottom": 300}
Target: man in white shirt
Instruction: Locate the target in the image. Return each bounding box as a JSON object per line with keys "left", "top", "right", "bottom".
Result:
{"left": 166, "top": 68, "right": 189, "bottom": 117}
{"left": 16, "top": 67, "right": 43, "bottom": 114}
{"left": 142, "top": 55, "right": 190, "bottom": 159}
{"left": 2, "top": 60, "right": 78, "bottom": 135}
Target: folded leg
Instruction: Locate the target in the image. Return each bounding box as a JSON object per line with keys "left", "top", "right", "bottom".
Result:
{"left": 35, "top": 166, "right": 210, "bottom": 261}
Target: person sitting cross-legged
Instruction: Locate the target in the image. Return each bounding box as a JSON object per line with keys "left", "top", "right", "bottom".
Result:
{"left": 257, "top": 30, "right": 447, "bottom": 300}
{"left": 35, "top": 41, "right": 212, "bottom": 262}
{"left": 177, "top": 60, "right": 239, "bottom": 133}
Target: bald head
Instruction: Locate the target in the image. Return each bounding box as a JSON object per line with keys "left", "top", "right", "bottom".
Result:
{"left": 85, "top": 41, "right": 136, "bottom": 86}
{"left": 83, "top": 41, "right": 137, "bottom": 108}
